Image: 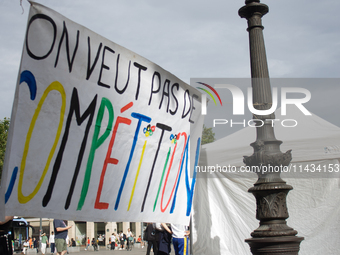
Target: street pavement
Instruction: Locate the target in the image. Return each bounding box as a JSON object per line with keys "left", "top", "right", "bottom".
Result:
{"left": 23, "top": 243, "right": 183, "bottom": 255}
{"left": 74, "top": 246, "right": 163, "bottom": 255}
{"left": 22, "top": 246, "right": 153, "bottom": 255}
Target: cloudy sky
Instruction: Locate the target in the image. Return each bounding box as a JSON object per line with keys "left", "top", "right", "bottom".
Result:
{"left": 1, "top": 0, "right": 339, "bottom": 139}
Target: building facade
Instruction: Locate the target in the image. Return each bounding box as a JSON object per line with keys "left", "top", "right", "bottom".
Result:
{"left": 27, "top": 218, "right": 143, "bottom": 247}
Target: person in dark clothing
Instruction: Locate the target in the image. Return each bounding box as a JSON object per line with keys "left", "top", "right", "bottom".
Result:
{"left": 54, "top": 219, "right": 72, "bottom": 255}
{"left": 158, "top": 224, "right": 172, "bottom": 255}
{"left": 92, "top": 238, "right": 98, "bottom": 251}
{"left": 0, "top": 216, "right": 14, "bottom": 255}
{"left": 110, "top": 233, "right": 116, "bottom": 250}
{"left": 33, "top": 237, "right": 38, "bottom": 253}
{"left": 144, "top": 223, "right": 158, "bottom": 255}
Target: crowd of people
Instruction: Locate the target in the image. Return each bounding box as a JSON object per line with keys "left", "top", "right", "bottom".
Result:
{"left": 1, "top": 216, "right": 189, "bottom": 255}
{"left": 103, "top": 224, "right": 191, "bottom": 255}
{"left": 143, "top": 223, "right": 190, "bottom": 255}
{"left": 102, "top": 228, "right": 136, "bottom": 251}
{"left": 0, "top": 217, "right": 73, "bottom": 255}
{"left": 20, "top": 236, "right": 39, "bottom": 254}
{"left": 20, "top": 230, "right": 78, "bottom": 255}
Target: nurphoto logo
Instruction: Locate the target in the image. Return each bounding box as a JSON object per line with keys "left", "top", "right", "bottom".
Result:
{"left": 195, "top": 80, "right": 312, "bottom": 128}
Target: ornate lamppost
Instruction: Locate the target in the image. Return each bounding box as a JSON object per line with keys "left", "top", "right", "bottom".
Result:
{"left": 238, "top": 0, "right": 304, "bottom": 254}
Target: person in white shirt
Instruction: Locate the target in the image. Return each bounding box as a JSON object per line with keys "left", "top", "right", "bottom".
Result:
{"left": 22, "top": 240, "right": 29, "bottom": 254}
{"left": 98, "top": 234, "right": 104, "bottom": 246}
{"left": 170, "top": 224, "right": 189, "bottom": 255}
{"left": 49, "top": 231, "right": 55, "bottom": 254}
{"left": 126, "top": 228, "right": 133, "bottom": 249}
{"left": 65, "top": 235, "right": 69, "bottom": 254}
{"left": 110, "top": 233, "right": 116, "bottom": 250}
{"left": 119, "top": 231, "right": 125, "bottom": 250}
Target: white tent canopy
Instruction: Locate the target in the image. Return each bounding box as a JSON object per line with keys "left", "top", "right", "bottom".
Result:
{"left": 192, "top": 106, "right": 340, "bottom": 255}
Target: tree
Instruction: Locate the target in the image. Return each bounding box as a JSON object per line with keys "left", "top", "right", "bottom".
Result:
{"left": 201, "top": 125, "right": 215, "bottom": 145}
{"left": 0, "top": 117, "right": 10, "bottom": 181}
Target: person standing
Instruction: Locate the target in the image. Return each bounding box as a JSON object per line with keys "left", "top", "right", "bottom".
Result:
{"left": 158, "top": 223, "right": 172, "bottom": 255}
{"left": 53, "top": 220, "right": 72, "bottom": 255}
{"left": 33, "top": 237, "right": 38, "bottom": 253}
{"left": 145, "top": 223, "right": 158, "bottom": 255}
{"left": 49, "top": 231, "right": 55, "bottom": 254}
{"left": 28, "top": 237, "right": 33, "bottom": 249}
{"left": 85, "top": 237, "right": 90, "bottom": 250}
{"left": 66, "top": 235, "right": 70, "bottom": 254}
{"left": 126, "top": 228, "right": 133, "bottom": 250}
{"left": 170, "top": 224, "right": 189, "bottom": 255}
{"left": 110, "top": 233, "right": 116, "bottom": 250}
{"left": 119, "top": 231, "right": 125, "bottom": 250}
{"left": 40, "top": 233, "right": 49, "bottom": 255}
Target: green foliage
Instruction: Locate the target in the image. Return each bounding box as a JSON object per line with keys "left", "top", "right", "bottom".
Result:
{"left": 0, "top": 118, "right": 10, "bottom": 181}
{"left": 201, "top": 125, "right": 215, "bottom": 145}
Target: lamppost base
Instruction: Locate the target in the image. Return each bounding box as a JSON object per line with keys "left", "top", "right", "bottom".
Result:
{"left": 245, "top": 236, "right": 304, "bottom": 255}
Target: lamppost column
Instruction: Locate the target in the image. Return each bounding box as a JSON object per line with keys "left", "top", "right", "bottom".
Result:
{"left": 239, "top": 0, "right": 272, "bottom": 119}
{"left": 239, "top": 0, "right": 304, "bottom": 254}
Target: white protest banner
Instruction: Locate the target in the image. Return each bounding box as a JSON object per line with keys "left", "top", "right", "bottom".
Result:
{"left": 0, "top": 2, "right": 204, "bottom": 225}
